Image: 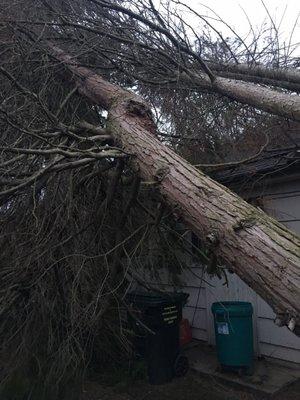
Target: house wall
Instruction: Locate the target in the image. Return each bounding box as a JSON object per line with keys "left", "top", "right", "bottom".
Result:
{"left": 142, "top": 178, "right": 300, "bottom": 365}
{"left": 252, "top": 179, "right": 300, "bottom": 364}
{"left": 182, "top": 178, "right": 300, "bottom": 365}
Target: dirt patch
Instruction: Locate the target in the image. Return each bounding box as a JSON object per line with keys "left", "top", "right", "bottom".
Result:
{"left": 81, "top": 371, "right": 300, "bottom": 400}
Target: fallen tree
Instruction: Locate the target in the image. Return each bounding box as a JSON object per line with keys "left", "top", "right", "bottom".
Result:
{"left": 88, "top": 0, "right": 300, "bottom": 122}
{"left": 1, "top": 2, "right": 300, "bottom": 396}
{"left": 52, "top": 45, "right": 300, "bottom": 333}
{"left": 8, "top": 1, "right": 300, "bottom": 122}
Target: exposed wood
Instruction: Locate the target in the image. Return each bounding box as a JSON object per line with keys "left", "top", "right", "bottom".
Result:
{"left": 51, "top": 45, "right": 300, "bottom": 333}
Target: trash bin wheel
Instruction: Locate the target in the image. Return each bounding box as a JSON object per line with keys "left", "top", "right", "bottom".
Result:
{"left": 174, "top": 353, "right": 189, "bottom": 377}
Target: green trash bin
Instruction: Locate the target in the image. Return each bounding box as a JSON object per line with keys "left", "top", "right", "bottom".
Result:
{"left": 211, "top": 301, "right": 254, "bottom": 375}
{"left": 126, "top": 291, "right": 189, "bottom": 384}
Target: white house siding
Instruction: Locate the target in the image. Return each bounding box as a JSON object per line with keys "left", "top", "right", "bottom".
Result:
{"left": 139, "top": 178, "right": 300, "bottom": 364}
{"left": 182, "top": 178, "right": 300, "bottom": 365}
{"left": 180, "top": 267, "right": 208, "bottom": 342}
{"left": 252, "top": 180, "right": 300, "bottom": 364}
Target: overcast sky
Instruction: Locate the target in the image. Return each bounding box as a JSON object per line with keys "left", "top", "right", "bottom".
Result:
{"left": 176, "top": 0, "right": 300, "bottom": 57}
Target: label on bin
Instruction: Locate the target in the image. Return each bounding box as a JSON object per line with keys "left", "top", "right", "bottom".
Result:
{"left": 217, "top": 322, "right": 229, "bottom": 335}
{"left": 162, "top": 306, "right": 178, "bottom": 324}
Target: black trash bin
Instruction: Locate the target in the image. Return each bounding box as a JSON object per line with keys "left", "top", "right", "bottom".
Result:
{"left": 126, "top": 291, "right": 189, "bottom": 385}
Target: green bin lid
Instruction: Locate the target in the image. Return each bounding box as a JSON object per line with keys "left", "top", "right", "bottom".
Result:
{"left": 211, "top": 301, "right": 253, "bottom": 317}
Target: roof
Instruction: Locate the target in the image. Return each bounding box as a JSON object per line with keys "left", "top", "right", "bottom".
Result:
{"left": 210, "top": 147, "right": 300, "bottom": 185}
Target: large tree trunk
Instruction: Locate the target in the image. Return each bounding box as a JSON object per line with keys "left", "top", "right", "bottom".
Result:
{"left": 183, "top": 71, "right": 300, "bottom": 122}
{"left": 52, "top": 46, "right": 300, "bottom": 333}
{"left": 207, "top": 62, "right": 300, "bottom": 92}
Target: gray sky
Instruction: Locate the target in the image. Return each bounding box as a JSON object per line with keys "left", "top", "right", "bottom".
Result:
{"left": 175, "top": 0, "right": 300, "bottom": 58}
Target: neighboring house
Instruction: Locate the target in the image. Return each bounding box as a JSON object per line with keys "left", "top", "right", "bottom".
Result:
{"left": 146, "top": 147, "right": 300, "bottom": 365}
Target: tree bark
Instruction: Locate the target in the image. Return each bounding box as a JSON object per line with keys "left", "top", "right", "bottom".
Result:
{"left": 208, "top": 62, "right": 300, "bottom": 88}
{"left": 182, "top": 72, "right": 300, "bottom": 122}
{"left": 52, "top": 46, "right": 300, "bottom": 333}
{"left": 210, "top": 71, "right": 300, "bottom": 93}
